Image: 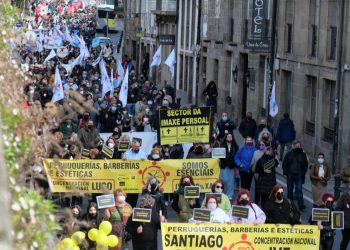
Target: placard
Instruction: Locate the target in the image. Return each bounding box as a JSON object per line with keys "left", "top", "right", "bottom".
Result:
{"left": 331, "top": 211, "right": 344, "bottom": 229}
{"left": 264, "top": 159, "right": 275, "bottom": 171}
{"left": 96, "top": 194, "right": 115, "bottom": 209}
{"left": 211, "top": 148, "right": 226, "bottom": 158}
{"left": 132, "top": 208, "right": 152, "bottom": 223}
{"left": 118, "top": 141, "right": 129, "bottom": 151}
{"left": 193, "top": 208, "right": 211, "bottom": 222}
{"left": 158, "top": 107, "right": 213, "bottom": 145}
{"left": 205, "top": 193, "right": 222, "bottom": 204}
{"left": 184, "top": 186, "right": 200, "bottom": 198}
{"left": 102, "top": 144, "right": 114, "bottom": 158}
{"left": 312, "top": 208, "right": 330, "bottom": 222}
{"left": 232, "top": 205, "right": 249, "bottom": 219}
{"left": 81, "top": 148, "right": 90, "bottom": 159}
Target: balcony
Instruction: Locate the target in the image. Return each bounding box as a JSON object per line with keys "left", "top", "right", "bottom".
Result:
{"left": 152, "top": 0, "right": 176, "bottom": 16}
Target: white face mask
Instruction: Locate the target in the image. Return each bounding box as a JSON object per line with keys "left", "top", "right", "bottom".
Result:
{"left": 117, "top": 195, "right": 126, "bottom": 203}
{"left": 152, "top": 154, "right": 160, "bottom": 159}
{"left": 215, "top": 188, "right": 223, "bottom": 193}
{"left": 318, "top": 158, "right": 324, "bottom": 164}
{"left": 108, "top": 143, "right": 115, "bottom": 148}
{"left": 207, "top": 203, "right": 217, "bottom": 211}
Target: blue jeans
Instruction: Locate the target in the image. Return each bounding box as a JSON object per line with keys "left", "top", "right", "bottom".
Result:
{"left": 220, "top": 167, "right": 235, "bottom": 200}
{"left": 287, "top": 174, "right": 304, "bottom": 207}
{"left": 126, "top": 103, "right": 135, "bottom": 116}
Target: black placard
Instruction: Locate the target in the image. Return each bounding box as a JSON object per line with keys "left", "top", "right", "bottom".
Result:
{"left": 312, "top": 208, "right": 330, "bottom": 222}
{"left": 184, "top": 186, "right": 200, "bottom": 198}
{"left": 193, "top": 208, "right": 211, "bottom": 222}
{"left": 232, "top": 205, "right": 249, "bottom": 219}
{"left": 331, "top": 211, "right": 344, "bottom": 229}
{"left": 205, "top": 193, "right": 222, "bottom": 204}
{"left": 118, "top": 141, "right": 129, "bottom": 151}
{"left": 132, "top": 208, "right": 152, "bottom": 223}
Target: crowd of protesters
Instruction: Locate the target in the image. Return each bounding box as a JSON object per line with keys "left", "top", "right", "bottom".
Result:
{"left": 16, "top": 1, "right": 350, "bottom": 250}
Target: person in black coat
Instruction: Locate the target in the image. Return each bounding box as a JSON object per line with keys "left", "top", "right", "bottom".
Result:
{"left": 126, "top": 194, "right": 165, "bottom": 250}
{"left": 142, "top": 176, "right": 167, "bottom": 220}
{"left": 277, "top": 113, "right": 296, "bottom": 161}
{"left": 202, "top": 81, "right": 218, "bottom": 114}
{"left": 282, "top": 141, "right": 308, "bottom": 211}
{"left": 255, "top": 147, "right": 278, "bottom": 208}
{"left": 264, "top": 184, "right": 301, "bottom": 225}
{"left": 239, "top": 111, "right": 257, "bottom": 139}
{"left": 219, "top": 133, "right": 239, "bottom": 201}
{"left": 217, "top": 111, "right": 236, "bottom": 140}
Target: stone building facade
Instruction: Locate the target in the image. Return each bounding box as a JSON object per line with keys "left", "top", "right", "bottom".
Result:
{"left": 124, "top": 0, "right": 350, "bottom": 172}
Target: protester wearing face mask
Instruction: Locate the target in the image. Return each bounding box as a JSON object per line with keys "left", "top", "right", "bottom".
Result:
{"left": 63, "top": 205, "right": 82, "bottom": 236}
{"left": 217, "top": 111, "right": 236, "bottom": 140}
{"left": 282, "top": 141, "right": 308, "bottom": 211}
{"left": 101, "top": 103, "right": 121, "bottom": 132}
{"left": 126, "top": 194, "right": 165, "bottom": 250}
{"left": 310, "top": 153, "right": 331, "bottom": 207}
{"left": 103, "top": 189, "right": 132, "bottom": 250}
{"left": 254, "top": 147, "right": 279, "bottom": 208}
{"left": 123, "top": 141, "right": 146, "bottom": 160}
{"left": 312, "top": 193, "right": 335, "bottom": 250}
{"left": 263, "top": 184, "right": 301, "bottom": 225}
{"left": 77, "top": 120, "right": 100, "bottom": 149}
{"left": 250, "top": 141, "right": 267, "bottom": 203}
{"left": 234, "top": 136, "right": 256, "bottom": 190}
{"left": 78, "top": 112, "right": 90, "bottom": 129}
{"left": 147, "top": 148, "right": 163, "bottom": 161}
{"left": 201, "top": 180, "right": 231, "bottom": 214}
{"left": 142, "top": 176, "right": 167, "bottom": 220}
{"left": 171, "top": 175, "right": 200, "bottom": 222}
{"left": 187, "top": 143, "right": 211, "bottom": 159}
{"left": 191, "top": 196, "right": 230, "bottom": 224}
{"left": 219, "top": 134, "right": 239, "bottom": 201}
{"left": 231, "top": 189, "right": 266, "bottom": 224}
{"left": 82, "top": 202, "right": 101, "bottom": 232}
{"left": 336, "top": 186, "right": 350, "bottom": 250}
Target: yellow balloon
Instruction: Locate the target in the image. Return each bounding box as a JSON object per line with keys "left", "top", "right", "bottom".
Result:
{"left": 88, "top": 228, "right": 99, "bottom": 241}
{"left": 61, "top": 238, "right": 74, "bottom": 248}
{"left": 107, "top": 235, "right": 119, "bottom": 247}
{"left": 72, "top": 246, "right": 80, "bottom": 250}
{"left": 99, "top": 221, "right": 112, "bottom": 235}
{"left": 96, "top": 233, "right": 109, "bottom": 246}
{"left": 71, "top": 231, "right": 85, "bottom": 245}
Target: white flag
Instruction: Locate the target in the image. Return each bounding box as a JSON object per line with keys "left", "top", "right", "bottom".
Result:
{"left": 119, "top": 68, "right": 129, "bottom": 107}
{"left": 99, "top": 60, "right": 113, "bottom": 97}
{"left": 150, "top": 45, "right": 162, "bottom": 67}
{"left": 164, "top": 49, "right": 176, "bottom": 78}
{"left": 114, "top": 59, "right": 124, "bottom": 88}
{"left": 51, "top": 66, "right": 64, "bottom": 103}
{"left": 44, "top": 49, "right": 57, "bottom": 64}
{"left": 269, "top": 81, "right": 279, "bottom": 117}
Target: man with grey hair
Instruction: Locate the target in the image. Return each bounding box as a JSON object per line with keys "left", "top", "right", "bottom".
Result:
{"left": 282, "top": 140, "right": 308, "bottom": 211}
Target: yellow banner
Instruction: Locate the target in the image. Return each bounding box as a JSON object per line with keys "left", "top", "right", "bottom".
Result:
{"left": 43, "top": 158, "right": 219, "bottom": 193}
{"left": 161, "top": 223, "right": 320, "bottom": 250}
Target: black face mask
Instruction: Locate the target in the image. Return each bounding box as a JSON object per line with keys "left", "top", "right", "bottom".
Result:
{"left": 276, "top": 192, "right": 283, "bottom": 201}
{"left": 133, "top": 148, "right": 140, "bottom": 153}
{"left": 325, "top": 201, "right": 333, "bottom": 209}
{"left": 87, "top": 125, "right": 93, "bottom": 129}
{"left": 150, "top": 182, "right": 157, "bottom": 191}
{"left": 182, "top": 182, "right": 191, "bottom": 187}
{"left": 240, "top": 199, "right": 249, "bottom": 206}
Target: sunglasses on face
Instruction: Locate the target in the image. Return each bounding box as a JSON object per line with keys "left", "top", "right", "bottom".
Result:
{"left": 216, "top": 186, "right": 223, "bottom": 189}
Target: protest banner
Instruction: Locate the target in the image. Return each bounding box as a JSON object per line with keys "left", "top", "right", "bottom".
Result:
{"left": 158, "top": 107, "right": 213, "bottom": 145}
{"left": 43, "top": 158, "right": 219, "bottom": 193}
{"left": 161, "top": 223, "right": 320, "bottom": 250}
{"left": 96, "top": 194, "right": 115, "bottom": 209}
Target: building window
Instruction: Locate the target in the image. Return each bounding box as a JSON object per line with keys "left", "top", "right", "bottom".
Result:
{"left": 310, "top": 25, "right": 317, "bottom": 56}
{"left": 132, "top": 40, "right": 137, "bottom": 60}
{"left": 285, "top": 23, "right": 292, "bottom": 53}
{"left": 305, "top": 75, "right": 317, "bottom": 136}
{"left": 322, "top": 79, "right": 336, "bottom": 143}
{"left": 328, "top": 26, "right": 337, "bottom": 60}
